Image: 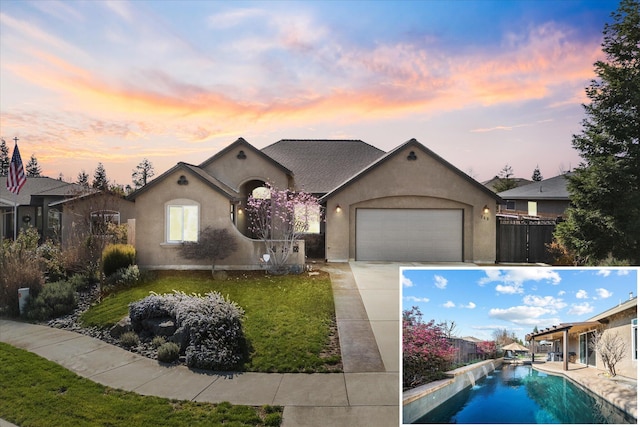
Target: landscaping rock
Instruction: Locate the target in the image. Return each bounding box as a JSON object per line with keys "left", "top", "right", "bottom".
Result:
{"left": 142, "top": 317, "right": 177, "bottom": 337}
{"left": 110, "top": 316, "right": 132, "bottom": 338}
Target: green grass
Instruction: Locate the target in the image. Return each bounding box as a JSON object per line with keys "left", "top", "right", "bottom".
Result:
{"left": 80, "top": 271, "right": 340, "bottom": 372}
{"left": 0, "top": 342, "right": 282, "bottom": 427}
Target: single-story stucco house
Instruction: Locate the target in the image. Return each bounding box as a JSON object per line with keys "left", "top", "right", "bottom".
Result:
{"left": 526, "top": 294, "right": 637, "bottom": 379}
{"left": 127, "top": 138, "right": 502, "bottom": 269}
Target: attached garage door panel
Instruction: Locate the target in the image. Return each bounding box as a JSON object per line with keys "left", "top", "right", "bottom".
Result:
{"left": 356, "top": 209, "right": 463, "bottom": 262}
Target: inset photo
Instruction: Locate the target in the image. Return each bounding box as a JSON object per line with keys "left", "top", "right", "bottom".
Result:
{"left": 402, "top": 267, "right": 638, "bottom": 425}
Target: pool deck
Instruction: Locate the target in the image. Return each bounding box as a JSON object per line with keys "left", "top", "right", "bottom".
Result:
{"left": 532, "top": 361, "right": 637, "bottom": 420}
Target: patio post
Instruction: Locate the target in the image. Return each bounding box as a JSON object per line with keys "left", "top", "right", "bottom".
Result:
{"left": 562, "top": 329, "right": 568, "bottom": 371}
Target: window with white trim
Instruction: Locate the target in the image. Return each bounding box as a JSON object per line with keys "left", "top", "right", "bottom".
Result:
{"left": 166, "top": 202, "right": 198, "bottom": 243}
{"left": 294, "top": 203, "right": 320, "bottom": 234}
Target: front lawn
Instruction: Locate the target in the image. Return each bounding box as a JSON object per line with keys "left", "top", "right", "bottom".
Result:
{"left": 80, "top": 271, "right": 340, "bottom": 373}
{"left": 0, "top": 343, "right": 282, "bottom": 427}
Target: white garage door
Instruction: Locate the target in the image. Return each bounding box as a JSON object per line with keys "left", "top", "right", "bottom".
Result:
{"left": 356, "top": 209, "right": 463, "bottom": 262}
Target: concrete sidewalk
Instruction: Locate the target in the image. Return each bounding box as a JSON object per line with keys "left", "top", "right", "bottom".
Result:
{"left": 0, "top": 263, "right": 400, "bottom": 427}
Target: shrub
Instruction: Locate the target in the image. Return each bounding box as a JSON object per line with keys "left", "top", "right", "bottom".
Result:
{"left": 67, "top": 273, "right": 95, "bottom": 291}
{"left": 128, "top": 290, "right": 246, "bottom": 370}
{"left": 119, "top": 331, "right": 140, "bottom": 348}
{"left": 0, "top": 228, "right": 45, "bottom": 317}
{"left": 151, "top": 336, "right": 166, "bottom": 349}
{"left": 102, "top": 244, "right": 136, "bottom": 277}
{"left": 37, "top": 239, "right": 65, "bottom": 282}
{"left": 157, "top": 342, "right": 180, "bottom": 363}
{"left": 264, "top": 413, "right": 282, "bottom": 426}
{"left": 24, "top": 280, "right": 77, "bottom": 321}
{"left": 403, "top": 307, "right": 456, "bottom": 391}
{"left": 103, "top": 265, "right": 142, "bottom": 294}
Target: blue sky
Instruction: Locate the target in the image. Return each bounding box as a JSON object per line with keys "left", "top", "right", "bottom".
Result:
{"left": 402, "top": 267, "right": 638, "bottom": 341}
{"left": 0, "top": 0, "right": 621, "bottom": 186}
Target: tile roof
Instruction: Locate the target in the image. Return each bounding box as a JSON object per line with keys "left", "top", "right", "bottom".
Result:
{"left": 261, "top": 139, "right": 385, "bottom": 193}
{"left": 497, "top": 174, "right": 571, "bottom": 200}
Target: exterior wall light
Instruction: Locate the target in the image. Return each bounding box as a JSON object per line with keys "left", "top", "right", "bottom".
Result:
{"left": 483, "top": 205, "right": 490, "bottom": 215}
{"left": 336, "top": 204, "right": 342, "bottom": 213}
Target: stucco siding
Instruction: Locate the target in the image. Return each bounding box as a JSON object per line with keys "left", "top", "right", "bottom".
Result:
{"left": 324, "top": 144, "right": 497, "bottom": 262}
{"left": 596, "top": 308, "right": 637, "bottom": 379}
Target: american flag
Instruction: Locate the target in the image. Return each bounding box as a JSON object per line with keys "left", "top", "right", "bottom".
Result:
{"left": 7, "top": 142, "right": 26, "bottom": 195}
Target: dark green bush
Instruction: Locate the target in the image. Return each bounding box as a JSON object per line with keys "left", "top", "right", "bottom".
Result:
{"left": 24, "top": 281, "right": 77, "bottom": 321}
{"left": 157, "top": 342, "right": 180, "bottom": 363}
{"left": 151, "top": 336, "right": 166, "bottom": 349}
{"left": 101, "top": 244, "right": 135, "bottom": 277}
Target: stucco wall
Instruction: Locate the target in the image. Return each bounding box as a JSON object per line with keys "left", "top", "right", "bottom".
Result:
{"left": 324, "top": 143, "right": 498, "bottom": 263}
{"left": 134, "top": 167, "right": 304, "bottom": 270}
{"left": 596, "top": 308, "right": 637, "bottom": 379}
{"left": 200, "top": 143, "right": 290, "bottom": 191}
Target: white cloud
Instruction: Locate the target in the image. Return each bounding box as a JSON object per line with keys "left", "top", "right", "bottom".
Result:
{"left": 482, "top": 269, "right": 561, "bottom": 296}
{"left": 568, "top": 302, "right": 594, "bottom": 315}
{"left": 488, "top": 306, "right": 559, "bottom": 326}
{"left": 402, "top": 275, "right": 413, "bottom": 287}
{"left": 596, "top": 270, "right": 611, "bottom": 277}
{"left": 404, "top": 296, "right": 430, "bottom": 303}
{"left": 558, "top": 290, "right": 566, "bottom": 296}
{"left": 496, "top": 284, "right": 523, "bottom": 294}
{"left": 576, "top": 289, "right": 589, "bottom": 299}
{"left": 523, "top": 295, "right": 567, "bottom": 310}
{"left": 617, "top": 270, "right": 630, "bottom": 276}
{"left": 595, "top": 288, "right": 613, "bottom": 299}
{"left": 463, "top": 302, "right": 476, "bottom": 309}
{"left": 443, "top": 300, "right": 456, "bottom": 308}
{"left": 434, "top": 274, "right": 448, "bottom": 289}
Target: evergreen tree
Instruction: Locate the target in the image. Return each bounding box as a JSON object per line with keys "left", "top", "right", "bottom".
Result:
{"left": 77, "top": 170, "right": 90, "bottom": 187}
{"left": 531, "top": 166, "right": 543, "bottom": 182}
{"left": 132, "top": 158, "right": 155, "bottom": 189}
{"left": 0, "top": 139, "right": 9, "bottom": 176}
{"left": 25, "top": 154, "right": 42, "bottom": 177}
{"left": 92, "top": 162, "right": 109, "bottom": 191}
{"left": 494, "top": 164, "right": 518, "bottom": 192}
{"left": 555, "top": 0, "right": 639, "bottom": 264}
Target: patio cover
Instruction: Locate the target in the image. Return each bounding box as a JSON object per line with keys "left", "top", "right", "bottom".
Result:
{"left": 525, "top": 322, "right": 601, "bottom": 342}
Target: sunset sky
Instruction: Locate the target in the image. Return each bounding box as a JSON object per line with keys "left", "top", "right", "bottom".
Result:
{"left": 402, "top": 267, "right": 638, "bottom": 341}
{"left": 0, "top": 0, "right": 620, "bottom": 187}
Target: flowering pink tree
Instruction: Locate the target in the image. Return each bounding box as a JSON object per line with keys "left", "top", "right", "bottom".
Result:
{"left": 477, "top": 340, "right": 497, "bottom": 359}
{"left": 403, "top": 306, "right": 456, "bottom": 390}
{"left": 246, "top": 183, "right": 319, "bottom": 274}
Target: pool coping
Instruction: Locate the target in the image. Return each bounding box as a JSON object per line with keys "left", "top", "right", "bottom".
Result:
{"left": 532, "top": 362, "right": 637, "bottom": 422}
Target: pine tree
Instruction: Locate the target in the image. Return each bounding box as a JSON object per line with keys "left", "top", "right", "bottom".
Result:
{"left": 531, "top": 166, "right": 543, "bottom": 182}
{"left": 132, "top": 158, "right": 155, "bottom": 189}
{"left": 26, "top": 154, "right": 42, "bottom": 177}
{"left": 92, "top": 162, "right": 109, "bottom": 191}
{"left": 494, "top": 164, "right": 518, "bottom": 192}
{"left": 77, "top": 170, "right": 90, "bottom": 187}
{"left": 555, "top": 0, "right": 640, "bottom": 264}
{"left": 0, "top": 139, "right": 9, "bottom": 176}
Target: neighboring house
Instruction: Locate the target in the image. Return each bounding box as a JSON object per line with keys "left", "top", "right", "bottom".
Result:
{"left": 128, "top": 137, "right": 502, "bottom": 269}
{"left": 49, "top": 192, "right": 135, "bottom": 247}
{"left": 526, "top": 295, "right": 637, "bottom": 379}
{"left": 497, "top": 174, "right": 571, "bottom": 220}
{"left": 0, "top": 177, "right": 86, "bottom": 242}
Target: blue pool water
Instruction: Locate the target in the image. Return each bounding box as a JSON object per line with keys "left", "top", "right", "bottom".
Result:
{"left": 415, "top": 364, "right": 634, "bottom": 424}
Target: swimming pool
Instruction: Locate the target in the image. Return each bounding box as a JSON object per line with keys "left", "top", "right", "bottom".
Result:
{"left": 414, "top": 364, "right": 634, "bottom": 424}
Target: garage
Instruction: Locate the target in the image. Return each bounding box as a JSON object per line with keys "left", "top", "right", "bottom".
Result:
{"left": 355, "top": 208, "right": 463, "bottom": 262}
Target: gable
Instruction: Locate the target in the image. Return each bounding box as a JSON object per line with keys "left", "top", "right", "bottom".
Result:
{"left": 320, "top": 139, "right": 502, "bottom": 203}
{"left": 261, "top": 139, "right": 385, "bottom": 194}
{"left": 199, "top": 137, "right": 292, "bottom": 190}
